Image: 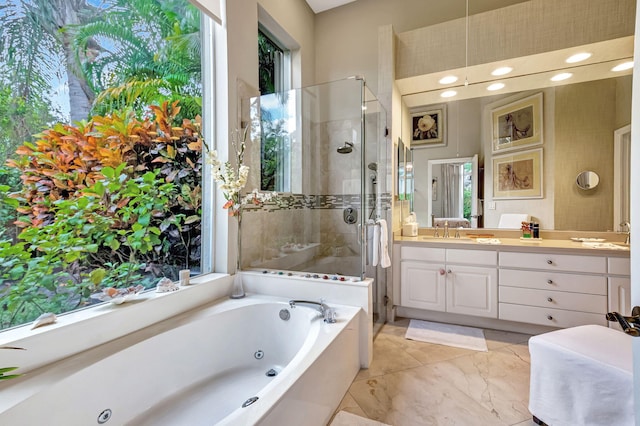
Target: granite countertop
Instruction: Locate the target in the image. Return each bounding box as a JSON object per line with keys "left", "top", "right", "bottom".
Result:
{"left": 394, "top": 229, "right": 630, "bottom": 257}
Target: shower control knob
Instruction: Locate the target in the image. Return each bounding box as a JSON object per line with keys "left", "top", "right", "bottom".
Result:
{"left": 343, "top": 208, "right": 357, "bottom": 224}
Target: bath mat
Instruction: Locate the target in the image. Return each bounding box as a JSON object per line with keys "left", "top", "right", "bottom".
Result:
{"left": 405, "top": 319, "right": 488, "bottom": 352}
{"left": 330, "top": 411, "right": 391, "bottom": 426}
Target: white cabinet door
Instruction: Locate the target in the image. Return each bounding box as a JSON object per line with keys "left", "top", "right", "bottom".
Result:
{"left": 608, "top": 276, "right": 632, "bottom": 330}
{"left": 400, "top": 261, "right": 446, "bottom": 311}
{"left": 446, "top": 265, "right": 498, "bottom": 318}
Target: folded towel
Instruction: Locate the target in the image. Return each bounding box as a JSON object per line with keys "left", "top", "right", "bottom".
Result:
{"left": 378, "top": 219, "right": 391, "bottom": 268}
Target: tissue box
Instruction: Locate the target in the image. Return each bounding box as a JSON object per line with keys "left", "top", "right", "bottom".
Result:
{"left": 402, "top": 223, "right": 418, "bottom": 237}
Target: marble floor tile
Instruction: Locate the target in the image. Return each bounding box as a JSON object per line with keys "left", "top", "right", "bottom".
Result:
{"left": 420, "top": 347, "right": 531, "bottom": 424}
{"left": 348, "top": 366, "right": 511, "bottom": 426}
{"left": 484, "top": 329, "right": 532, "bottom": 350}
{"left": 335, "top": 392, "right": 368, "bottom": 419}
{"left": 355, "top": 333, "right": 422, "bottom": 380}
{"left": 340, "top": 321, "right": 535, "bottom": 426}
{"left": 330, "top": 410, "right": 391, "bottom": 426}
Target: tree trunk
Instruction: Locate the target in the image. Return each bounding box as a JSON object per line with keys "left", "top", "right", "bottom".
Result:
{"left": 62, "top": 31, "right": 93, "bottom": 123}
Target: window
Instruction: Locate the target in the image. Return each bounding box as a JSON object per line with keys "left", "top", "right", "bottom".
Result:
{"left": 0, "top": 0, "right": 209, "bottom": 331}
{"left": 258, "top": 28, "right": 292, "bottom": 192}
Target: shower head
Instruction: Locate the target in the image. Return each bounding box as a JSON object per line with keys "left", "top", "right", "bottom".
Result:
{"left": 337, "top": 141, "right": 354, "bottom": 154}
{"left": 368, "top": 162, "right": 378, "bottom": 172}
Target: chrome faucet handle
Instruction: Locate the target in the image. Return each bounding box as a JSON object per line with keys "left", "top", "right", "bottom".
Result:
{"left": 620, "top": 222, "right": 631, "bottom": 244}
{"left": 324, "top": 308, "right": 337, "bottom": 323}
{"left": 454, "top": 227, "right": 461, "bottom": 239}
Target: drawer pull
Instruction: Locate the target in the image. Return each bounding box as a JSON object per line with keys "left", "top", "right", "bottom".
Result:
{"left": 439, "top": 268, "right": 446, "bottom": 276}
{"left": 447, "top": 269, "right": 452, "bottom": 274}
{"left": 547, "top": 297, "right": 553, "bottom": 302}
{"left": 546, "top": 260, "right": 553, "bottom": 265}
{"left": 547, "top": 279, "right": 553, "bottom": 285}
{"left": 547, "top": 315, "right": 554, "bottom": 321}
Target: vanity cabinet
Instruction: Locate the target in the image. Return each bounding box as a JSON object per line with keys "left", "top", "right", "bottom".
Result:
{"left": 498, "top": 252, "right": 609, "bottom": 328}
{"left": 400, "top": 246, "right": 498, "bottom": 318}
{"left": 607, "top": 257, "right": 632, "bottom": 331}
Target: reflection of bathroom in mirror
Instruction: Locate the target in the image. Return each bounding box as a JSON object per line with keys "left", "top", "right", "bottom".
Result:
{"left": 423, "top": 156, "right": 478, "bottom": 228}
{"left": 395, "top": 0, "right": 634, "bottom": 232}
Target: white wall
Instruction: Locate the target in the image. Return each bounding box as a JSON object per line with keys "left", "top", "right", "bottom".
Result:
{"left": 214, "top": 0, "right": 315, "bottom": 272}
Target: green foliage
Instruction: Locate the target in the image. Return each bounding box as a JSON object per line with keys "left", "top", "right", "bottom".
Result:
{"left": 0, "top": 366, "right": 21, "bottom": 381}
{"left": 75, "top": 0, "right": 203, "bottom": 119}
{"left": 1, "top": 101, "right": 203, "bottom": 330}
{"left": 0, "top": 166, "right": 22, "bottom": 242}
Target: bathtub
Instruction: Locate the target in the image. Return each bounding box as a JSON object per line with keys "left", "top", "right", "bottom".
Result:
{"left": 0, "top": 295, "right": 363, "bottom": 425}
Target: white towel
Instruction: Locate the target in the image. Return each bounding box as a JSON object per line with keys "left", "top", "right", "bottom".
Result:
{"left": 367, "top": 222, "right": 376, "bottom": 265}
{"left": 372, "top": 222, "right": 380, "bottom": 266}
{"left": 378, "top": 219, "right": 391, "bottom": 268}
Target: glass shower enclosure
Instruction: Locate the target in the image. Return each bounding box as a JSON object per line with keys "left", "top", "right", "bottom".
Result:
{"left": 240, "top": 77, "right": 389, "bottom": 324}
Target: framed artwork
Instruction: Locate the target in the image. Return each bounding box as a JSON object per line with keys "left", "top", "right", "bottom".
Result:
{"left": 411, "top": 105, "right": 446, "bottom": 147}
{"left": 491, "top": 92, "right": 543, "bottom": 153}
{"left": 493, "top": 148, "right": 543, "bottom": 199}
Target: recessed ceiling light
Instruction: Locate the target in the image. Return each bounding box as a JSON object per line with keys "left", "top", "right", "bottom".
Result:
{"left": 566, "top": 52, "right": 591, "bottom": 63}
{"left": 612, "top": 61, "right": 634, "bottom": 72}
{"left": 491, "top": 66, "right": 513, "bottom": 76}
{"left": 439, "top": 75, "right": 458, "bottom": 84}
{"left": 441, "top": 90, "right": 457, "bottom": 98}
{"left": 487, "top": 83, "right": 505, "bottom": 91}
{"left": 551, "top": 72, "right": 573, "bottom": 82}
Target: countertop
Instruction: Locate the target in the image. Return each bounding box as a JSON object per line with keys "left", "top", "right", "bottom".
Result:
{"left": 394, "top": 229, "right": 630, "bottom": 257}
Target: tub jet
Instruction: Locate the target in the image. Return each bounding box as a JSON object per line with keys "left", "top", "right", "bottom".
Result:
{"left": 266, "top": 368, "right": 278, "bottom": 377}
{"left": 242, "top": 396, "right": 259, "bottom": 408}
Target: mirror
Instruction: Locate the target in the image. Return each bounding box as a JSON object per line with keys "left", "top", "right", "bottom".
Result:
{"left": 576, "top": 171, "right": 600, "bottom": 190}
{"left": 394, "top": 2, "right": 633, "bottom": 232}
{"left": 403, "top": 77, "right": 631, "bottom": 231}
{"left": 423, "top": 156, "right": 478, "bottom": 228}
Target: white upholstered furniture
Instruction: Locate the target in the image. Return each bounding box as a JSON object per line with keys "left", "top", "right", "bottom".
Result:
{"left": 528, "top": 325, "right": 633, "bottom": 425}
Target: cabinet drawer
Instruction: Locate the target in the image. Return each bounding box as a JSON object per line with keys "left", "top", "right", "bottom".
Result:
{"left": 446, "top": 249, "right": 497, "bottom": 266}
{"left": 499, "top": 287, "right": 606, "bottom": 314}
{"left": 499, "top": 269, "right": 606, "bottom": 295}
{"left": 401, "top": 246, "right": 445, "bottom": 262}
{"left": 609, "top": 257, "right": 630, "bottom": 276}
{"left": 499, "top": 252, "right": 606, "bottom": 273}
{"left": 499, "top": 303, "right": 608, "bottom": 328}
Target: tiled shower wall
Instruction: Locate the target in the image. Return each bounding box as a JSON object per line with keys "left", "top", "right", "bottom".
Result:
{"left": 240, "top": 114, "right": 390, "bottom": 275}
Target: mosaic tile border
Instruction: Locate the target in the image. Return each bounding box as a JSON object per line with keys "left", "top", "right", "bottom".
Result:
{"left": 243, "top": 193, "right": 392, "bottom": 213}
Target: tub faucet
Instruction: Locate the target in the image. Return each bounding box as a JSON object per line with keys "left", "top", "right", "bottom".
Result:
{"left": 289, "top": 300, "right": 336, "bottom": 323}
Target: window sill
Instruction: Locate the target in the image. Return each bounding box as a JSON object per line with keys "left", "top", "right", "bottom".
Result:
{"left": 0, "top": 273, "right": 233, "bottom": 375}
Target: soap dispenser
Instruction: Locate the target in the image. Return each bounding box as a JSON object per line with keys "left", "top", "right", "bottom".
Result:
{"left": 403, "top": 212, "right": 418, "bottom": 237}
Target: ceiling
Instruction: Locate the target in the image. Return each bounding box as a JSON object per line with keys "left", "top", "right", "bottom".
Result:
{"left": 305, "top": 0, "right": 356, "bottom": 14}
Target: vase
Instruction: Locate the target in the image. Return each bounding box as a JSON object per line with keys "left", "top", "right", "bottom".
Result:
{"left": 230, "top": 208, "right": 245, "bottom": 299}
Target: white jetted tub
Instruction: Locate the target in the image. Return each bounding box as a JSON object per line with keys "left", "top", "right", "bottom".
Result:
{"left": 0, "top": 295, "right": 363, "bottom": 425}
